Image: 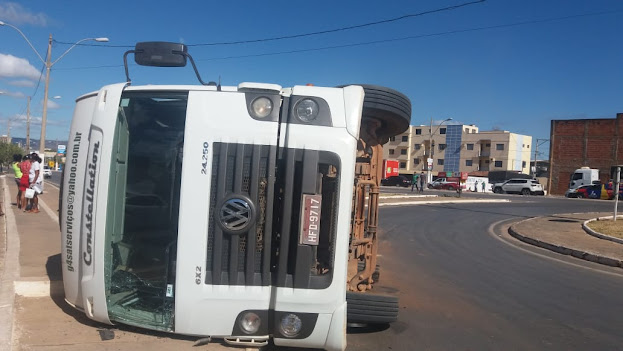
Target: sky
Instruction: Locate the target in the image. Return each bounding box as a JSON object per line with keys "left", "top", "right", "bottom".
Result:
{"left": 0, "top": 0, "right": 622, "bottom": 159}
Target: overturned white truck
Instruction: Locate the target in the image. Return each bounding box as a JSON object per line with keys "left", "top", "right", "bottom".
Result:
{"left": 60, "top": 42, "right": 410, "bottom": 350}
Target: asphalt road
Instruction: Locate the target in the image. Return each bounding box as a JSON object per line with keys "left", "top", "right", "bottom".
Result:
{"left": 345, "top": 195, "right": 623, "bottom": 351}
{"left": 46, "top": 170, "right": 62, "bottom": 187}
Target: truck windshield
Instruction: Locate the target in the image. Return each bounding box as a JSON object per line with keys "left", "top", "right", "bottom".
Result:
{"left": 572, "top": 173, "right": 583, "bottom": 180}
{"left": 105, "top": 91, "right": 188, "bottom": 331}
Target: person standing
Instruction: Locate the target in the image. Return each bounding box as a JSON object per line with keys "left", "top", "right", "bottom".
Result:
{"left": 482, "top": 180, "right": 486, "bottom": 193}
{"left": 419, "top": 172, "right": 426, "bottom": 193}
{"left": 412, "top": 173, "right": 419, "bottom": 192}
{"left": 19, "top": 155, "right": 32, "bottom": 211}
{"left": 11, "top": 154, "right": 23, "bottom": 209}
{"left": 28, "top": 153, "right": 43, "bottom": 214}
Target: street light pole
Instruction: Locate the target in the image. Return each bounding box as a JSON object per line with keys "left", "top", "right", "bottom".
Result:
{"left": 0, "top": 20, "right": 108, "bottom": 155}
{"left": 40, "top": 34, "right": 53, "bottom": 154}
{"left": 427, "top": 117, "right": 452, "bottom": 183}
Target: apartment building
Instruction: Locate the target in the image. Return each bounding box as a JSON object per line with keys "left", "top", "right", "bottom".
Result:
{"left": 382, "top": 123, "right": 532, "bottom": 178}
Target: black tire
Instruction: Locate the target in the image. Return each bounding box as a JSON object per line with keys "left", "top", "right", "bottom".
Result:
{"left": 447, "top": 186, "right": 455, "bottom": 191}
{"left": 576, "top": 193, "right": 584, "bottom": 198}
{"left": 494, "top": 187, "right": 503, "bottom": 194}
{"left": 339, "top": 84, "right": 411, "bottom": 139}
{"left": 521, "top": 188, "right": 531, "bottom": 196}
{"left": 347, "top": 291, "right": 399, "bottom": 324}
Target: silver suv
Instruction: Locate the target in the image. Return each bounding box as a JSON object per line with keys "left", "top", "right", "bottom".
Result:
{"left": 493, "top": 178, "right": 544, "bottom": 195}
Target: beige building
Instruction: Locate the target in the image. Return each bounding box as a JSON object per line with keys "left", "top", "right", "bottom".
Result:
{"left": 382, "top": 124, "right": 532, "bottom": 178}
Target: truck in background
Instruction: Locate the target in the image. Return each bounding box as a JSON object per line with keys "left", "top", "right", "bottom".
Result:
{"left": 569, "top": 167, "right": 599, "bottom": 190}
{"left": 382, "top": 159, "right": 399, "bottom": 179}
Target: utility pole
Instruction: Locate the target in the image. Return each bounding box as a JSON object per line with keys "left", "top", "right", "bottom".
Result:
{"left": 533, "top": 139, "right": 549, "bottom": 178}
{"left": 26, "top": 96, "right": 31, "bottom": 153}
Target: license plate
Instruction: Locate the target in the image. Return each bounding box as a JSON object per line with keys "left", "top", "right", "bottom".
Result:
{"left": 299, "top": 194, "right": 322, "bottom": 246}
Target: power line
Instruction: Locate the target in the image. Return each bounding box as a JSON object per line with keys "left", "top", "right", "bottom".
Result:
{"left": 53, "top": 8, "right": 623, "bottom": 71}
{"left": 53, "top": 0, "right": 485, "bottom": 48}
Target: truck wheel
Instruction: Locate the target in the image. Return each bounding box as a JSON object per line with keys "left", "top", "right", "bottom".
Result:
{"left": 521, "top": 188, "right": 531, "bottom": 195}
{"left": 494, "top": 187, "right": 503, "bottom": 194}
{"left": 447, "top": 186, "right": 455, "bottom": 191}
{"left": 346, "top": 291, "right": 399, "bottom": 324}
{"left": 340, "top": 84, "right": 411, "bottom": 139}
{"left": 576, "top": 193, "right": 584, "bottom": 198}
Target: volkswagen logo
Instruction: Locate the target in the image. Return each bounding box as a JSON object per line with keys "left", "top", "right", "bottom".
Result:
{"left": 218, "top": 196, "right": 255, "bottom": 234}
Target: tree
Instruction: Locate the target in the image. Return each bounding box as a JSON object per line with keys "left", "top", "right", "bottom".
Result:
{"left": 0, "top": 142, "right": 25, "bottom": 170}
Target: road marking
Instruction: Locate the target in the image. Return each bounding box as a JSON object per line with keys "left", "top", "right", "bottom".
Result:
{"left": 380, "top": 199, "right": 510, "bottom": 207}
{"left": 488, "top": 218, "right": 623, "bottom": 278}
{"left": 38, "top": 198, "right": 59, "bottom": 225}
{"left": 13, "top": 280, "right": 64, "bottom": 298}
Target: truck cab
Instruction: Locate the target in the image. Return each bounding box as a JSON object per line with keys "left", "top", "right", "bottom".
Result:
{"left": 569, "top": 167, "right": 599, "bottom": 190}
{"left": 59, "top": 42, "right": 410, "bottom": 350}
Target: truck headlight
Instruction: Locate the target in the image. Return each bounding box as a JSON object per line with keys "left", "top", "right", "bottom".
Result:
{"left": 279, "top": 313, "right": 302, "bottom": 337}
{"left": 250, "top": 97, "right": 273, "bottom": 119}
{"left": 294, "top": 98, "right": 319, "bottom": 122}
{"left": 239, "top": 312, "right": 261, "bottom": 334}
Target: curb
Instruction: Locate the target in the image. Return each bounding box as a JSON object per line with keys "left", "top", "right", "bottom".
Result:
{"left": 508, "top": 218, "right": 623, "bottom": 269}
{"left": 582, "top": 216, "right": 623, "bottom": 245}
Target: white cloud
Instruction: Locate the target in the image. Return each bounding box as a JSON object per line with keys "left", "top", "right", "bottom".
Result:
{"left": 46, "top": 99, "right": 61, "bottom": 109}
{"left": 0, "top": 54, "right": 41, "bottom": 80}
{"left": 8, "top": 80, "right": 35, "bottom": 87}
{"left": 0, "top": 89, "right": 26, "bottom": 98}
{"left": 0, "top": 2, "right": 48, "bottom": 26}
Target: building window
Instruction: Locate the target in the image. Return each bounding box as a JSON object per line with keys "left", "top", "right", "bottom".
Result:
{"left": 400, "top": 162, "right": 407, "bottom": 169}
{"left": 414, "top": 158, "right": 420, "bottom": 165}
{"left": 401, "top": 135, "right": 408, "bottom": 142}
{"left": 400, "top": 149, "right": 407, "bottom": 155}
{"left": 466, "top": 143, "right": 474, "bottom": 150}
{"left": 440, "top": 128, "right": 446, "bottom": 135}
{"left": 389, "top": 136, "right": 395, "bottom": 142}
{"left": 496, "top": 144, "right": 504, "bottom": 150}
{"left": 416, "top": 128, "right": 422, "bottom": 135}
{"left": 415, "top": 144, "right": 421, "bottom": 150}
{"left": 437, "top": 159, "right": 444, "bottom": 165}
{"left": 527, "top": 144, "right": 530, "bottom": 149}
{"left": 486, "top": 143, "right": 490, "bottom": 147}
{"left": 522, "top": 161, "right": 526, "bottom": 168}
{"left": 389, "top": 149, "right": 394, "bottom": 155}
{"left": 485, "top": 160, "right": 490, "bottom": 164}
{"left": 439, "top": 144, "right": 446, "bottom": 151}
{"left": 494, "top": 160, "right": 503, "bottom": 167}
{"left": 466, "top": 160, "right": 473, "bottom": 166}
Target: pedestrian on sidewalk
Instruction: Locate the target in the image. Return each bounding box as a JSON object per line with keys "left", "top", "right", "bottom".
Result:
{"left": 28, "top": 153, "right": 43, "bottom": 214}
{"left": 411, "top": 172, "right": 419, "bottom": 192}
{"left": 19, "top": 154, "right": 32, "bottom": 211}
{"left": 419, "top": 172, "right": 426, "bottom": 193}
{"left": 11, "top": 154, "right": 23, "bottom": 209}
{"left": 481, "top": 181, "right": 486, "bottom": 193}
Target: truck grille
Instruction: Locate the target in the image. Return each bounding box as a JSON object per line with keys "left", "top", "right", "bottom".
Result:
{"left": 205, "top": 142, "right": 339, "bottom": 289}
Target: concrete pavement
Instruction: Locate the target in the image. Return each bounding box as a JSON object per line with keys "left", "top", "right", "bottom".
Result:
{"left": 1, "top": 179, "right": 622, "bottom": 350}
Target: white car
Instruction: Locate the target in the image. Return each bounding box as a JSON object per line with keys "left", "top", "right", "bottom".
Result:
{"left": 42, "top": 166, "right": 52, "bottom": 178}
{"left": 493, "top": 178, "right": 544, "bottom": 195}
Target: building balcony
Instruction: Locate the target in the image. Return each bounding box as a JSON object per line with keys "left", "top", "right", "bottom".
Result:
{"left": 478, "top": 151, "right": 490, "bottom": 157}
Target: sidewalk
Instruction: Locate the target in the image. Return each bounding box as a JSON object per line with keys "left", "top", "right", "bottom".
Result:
{"left": 509, "top": 212, "right": 623, "bottom": 268}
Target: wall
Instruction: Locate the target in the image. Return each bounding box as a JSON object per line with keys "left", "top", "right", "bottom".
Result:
{"left": 548, "top": 113, "right": 623, "bottom": 195}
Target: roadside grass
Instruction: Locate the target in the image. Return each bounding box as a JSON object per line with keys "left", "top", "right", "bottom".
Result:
{"left": 586, "top": 219, "right": 623, "bottom": 239}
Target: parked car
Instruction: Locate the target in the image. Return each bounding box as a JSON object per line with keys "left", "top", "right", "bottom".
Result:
{"left": 42, "top": 166, "right": 52, "bottom": 179}
{"left": 493, "top": 178, "right": 544, "bottom": 195}
{"left": 428, "top": 180, "right": 460, "bottom": 190}
{"left": 428, "top": 179, "right": 460, "bottom": 190}
{"left": 381, "top": 175, "right": 411, "bottom": 187}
